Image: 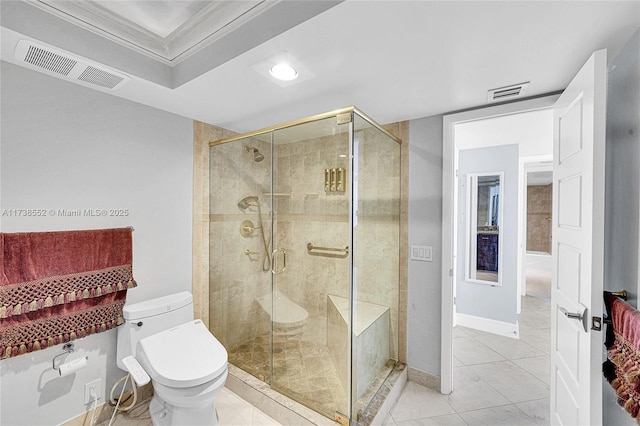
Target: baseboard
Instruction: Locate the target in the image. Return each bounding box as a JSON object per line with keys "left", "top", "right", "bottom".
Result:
{"left": 456, "top": 313, "right": 519, "bottom": 338}
{"left": 407, "top": 366, "right": 440, "bottom": 391}
{"left": 63, "top": 382, "right": 153, "bottom": 426}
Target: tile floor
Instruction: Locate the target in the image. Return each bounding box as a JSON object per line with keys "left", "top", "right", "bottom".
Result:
{"left": 100, "top": 387, "right": 281, "bottom": 426}
{"left": 384, "top": 295, "right": 551, "bottom": 425}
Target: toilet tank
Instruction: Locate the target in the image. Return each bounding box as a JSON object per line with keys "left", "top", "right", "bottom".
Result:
{"left": 116, "top": 292, "right": 194, "bottom": 371}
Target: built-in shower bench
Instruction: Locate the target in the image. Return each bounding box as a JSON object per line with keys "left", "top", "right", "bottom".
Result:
{"left": 327, "top": 295, "right": 390, "bottom": 401}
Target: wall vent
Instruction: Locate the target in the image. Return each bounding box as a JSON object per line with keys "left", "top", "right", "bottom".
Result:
{"left": 487, "top": 82, "right": 530, "bottom": 103}
{"left": 15, "top": 40, "right": 129, "bottom": 90}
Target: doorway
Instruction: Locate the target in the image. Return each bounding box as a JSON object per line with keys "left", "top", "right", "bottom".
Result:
{"left": 524, "top": 165, "right": 553, "bottom": 302}
{"left": 441, "top": 95, "right": 559, "bottom": 396}
{"left": 445, "top": 104, "right": 555, "bottom": 422}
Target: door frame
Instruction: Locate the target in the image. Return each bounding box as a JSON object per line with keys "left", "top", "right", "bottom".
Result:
{"left": 441, "top": 94, "right": 560, "bottom": 394}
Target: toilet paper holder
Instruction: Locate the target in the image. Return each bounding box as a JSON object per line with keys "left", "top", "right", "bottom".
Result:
{"left": 52, "top": 342, "right": 75, "bottom": 371}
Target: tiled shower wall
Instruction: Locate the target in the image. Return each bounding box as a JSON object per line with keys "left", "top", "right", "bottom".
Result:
{"left": 272, "top": 132, "right": 351, "bottom": 346}
{"left": 526, "top": 184, "right": 552, "bottom": 254}
{"left": 209, "top": 137, "right": 272, "bottom": 350}
{"left": 271, "top": 125, "right": 400, "bottom": 358}
{"left": 192, "top": 119, "right": 409, "bottom": 363}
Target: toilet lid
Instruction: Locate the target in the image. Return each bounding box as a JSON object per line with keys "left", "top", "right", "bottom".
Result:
{"left": 137, "top": 320, "right": 228, "bottom": 388}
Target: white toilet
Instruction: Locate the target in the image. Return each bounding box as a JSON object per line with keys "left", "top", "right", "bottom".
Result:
{"left": 117, "top": 292, "right": 228, "bottom": 426}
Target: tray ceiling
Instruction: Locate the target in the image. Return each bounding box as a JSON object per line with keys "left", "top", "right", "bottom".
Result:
{"left": 29, "top": 0, "right": 270, "bottom": 64}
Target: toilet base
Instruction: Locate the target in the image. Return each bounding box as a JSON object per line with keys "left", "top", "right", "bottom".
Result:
{"left": 149, "top": 394, "right": 219, "bottom": 426}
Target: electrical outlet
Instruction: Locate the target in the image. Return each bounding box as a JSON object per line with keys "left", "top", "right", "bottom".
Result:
{"left": 84, "top": 379, "right": 102, "bottom": 405}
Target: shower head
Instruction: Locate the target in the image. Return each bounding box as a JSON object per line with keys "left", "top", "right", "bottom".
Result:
{"left": 237, "top": 196, "right": 259, "bottom": 211}
{"left": 244, "top": 146, "right": 265, "bottom": 162}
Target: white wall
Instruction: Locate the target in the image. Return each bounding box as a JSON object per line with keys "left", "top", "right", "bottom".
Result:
{"left": 0, "top": 62, "right": 193, "bottom": 425}
{"left": 602, "top": 28, "right": 640, "bottom": 426}
{"left": 604, "top": 28, "right": 640, "bottom": 305}
{"left": 455, "top": 109, "right": 553, "bottom": 155}
{"left": 407, "top": 116, "right": 443, "bottom": 376}
{"left": 456, "top": 145, "right": 519, "bottom": 330}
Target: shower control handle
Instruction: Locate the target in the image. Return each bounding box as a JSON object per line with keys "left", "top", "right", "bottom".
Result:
{"left": 271, "top": 248, "right": 286, "bottom": 275}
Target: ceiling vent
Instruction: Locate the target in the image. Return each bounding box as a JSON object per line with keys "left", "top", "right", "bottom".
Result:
{"left": 487, "top": 82, "right": 530, "bottom": 103}
{"left": 15, "top": 40, "right": 130, "bottom": 90}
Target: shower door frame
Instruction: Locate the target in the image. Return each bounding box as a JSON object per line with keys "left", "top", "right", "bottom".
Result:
{"left": 208, "top": 106, "right": 401, "bottom": 422}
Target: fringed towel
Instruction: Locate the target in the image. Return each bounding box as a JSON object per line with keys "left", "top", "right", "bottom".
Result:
{"left": 0, "top": 228, "right": 136, "bottom": 359}
{"left": 604, "top": 292, "right": 640, "bottom": 420}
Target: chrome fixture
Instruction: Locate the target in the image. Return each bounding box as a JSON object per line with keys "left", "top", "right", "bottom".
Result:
{"left": 52, "top": 342, "right": 75, "bottom": 371}
{"left": 244, "top": 146, "right": 265, "bottom": 162}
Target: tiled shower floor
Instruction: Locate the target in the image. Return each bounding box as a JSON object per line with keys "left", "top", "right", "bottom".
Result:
{"left": 229, "top": 333, "right": 395, "bottom": 421}
{"left": 229, "top": 333, "right": 349, "bottom": 418}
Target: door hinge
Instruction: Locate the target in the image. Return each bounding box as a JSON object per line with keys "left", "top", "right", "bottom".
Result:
{"left": 591, "top": 316, "right": 602, "bottom": 331}
{"left": 449, "top": 268, "right": 453, "bottom": 277}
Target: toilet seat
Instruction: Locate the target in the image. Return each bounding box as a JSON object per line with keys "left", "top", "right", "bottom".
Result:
{"left": 137, "top": 320, "right": 227, "bottom": 388}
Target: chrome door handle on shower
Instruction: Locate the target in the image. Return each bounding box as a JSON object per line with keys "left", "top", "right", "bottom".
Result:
{"left": 271, "top": 248, "right": 286, "bottom": 275}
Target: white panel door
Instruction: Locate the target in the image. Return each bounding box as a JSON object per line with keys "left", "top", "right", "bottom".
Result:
{"left": 550, "top": 49, "right": 607, "bottom": 425}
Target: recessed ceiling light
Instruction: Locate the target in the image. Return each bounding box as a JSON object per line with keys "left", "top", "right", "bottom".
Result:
{"left": 252, "top": 57, "right": 314, "bottom": 87}
{"left": 269, "top": 63, "right": 298, "bottom": 81}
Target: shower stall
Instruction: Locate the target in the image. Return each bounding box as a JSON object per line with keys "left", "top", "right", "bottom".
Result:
{"left": 208, "top": 107, "right": 401, "bottom": 422}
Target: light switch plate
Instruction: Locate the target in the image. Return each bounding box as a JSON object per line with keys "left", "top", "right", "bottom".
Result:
{"left": 410, "top": 245, "right": 432, "bottom": 262}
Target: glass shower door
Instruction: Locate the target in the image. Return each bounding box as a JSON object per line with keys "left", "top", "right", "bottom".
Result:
{"left": 269, "top": 116, "right": 352, "bottom": 420}
{"left": 350, "top": 112, "right": 400, "bottom": 417}
{"left": 209, "top": 134, "right": 273, "bottom": 384}
{"left": 209, "top": 107, "right": 401, "bottom": 423}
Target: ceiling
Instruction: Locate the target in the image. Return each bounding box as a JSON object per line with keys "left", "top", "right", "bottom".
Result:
{"left": 27, "top": 1, "right": 271, "bottom": 64}
{"left": 456, "top": 109, "right": 554, "bottom": 157}
{"left": 528, "top": 171, "right": 553, "bottom": 186}
{"left": 1, "top": 1, "right": 639, "bottom": 134}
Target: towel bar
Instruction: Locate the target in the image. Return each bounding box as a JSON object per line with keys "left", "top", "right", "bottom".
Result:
{"left": 603, "top": 290, "right": 629, "bottom": 325}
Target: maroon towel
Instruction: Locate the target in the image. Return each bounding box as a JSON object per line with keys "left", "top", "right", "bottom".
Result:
{"left": 606, "top": 294, "right": 640, "bottom": 419}
{"left": 0, "top": 228, "right": 136, "bottom": 358}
